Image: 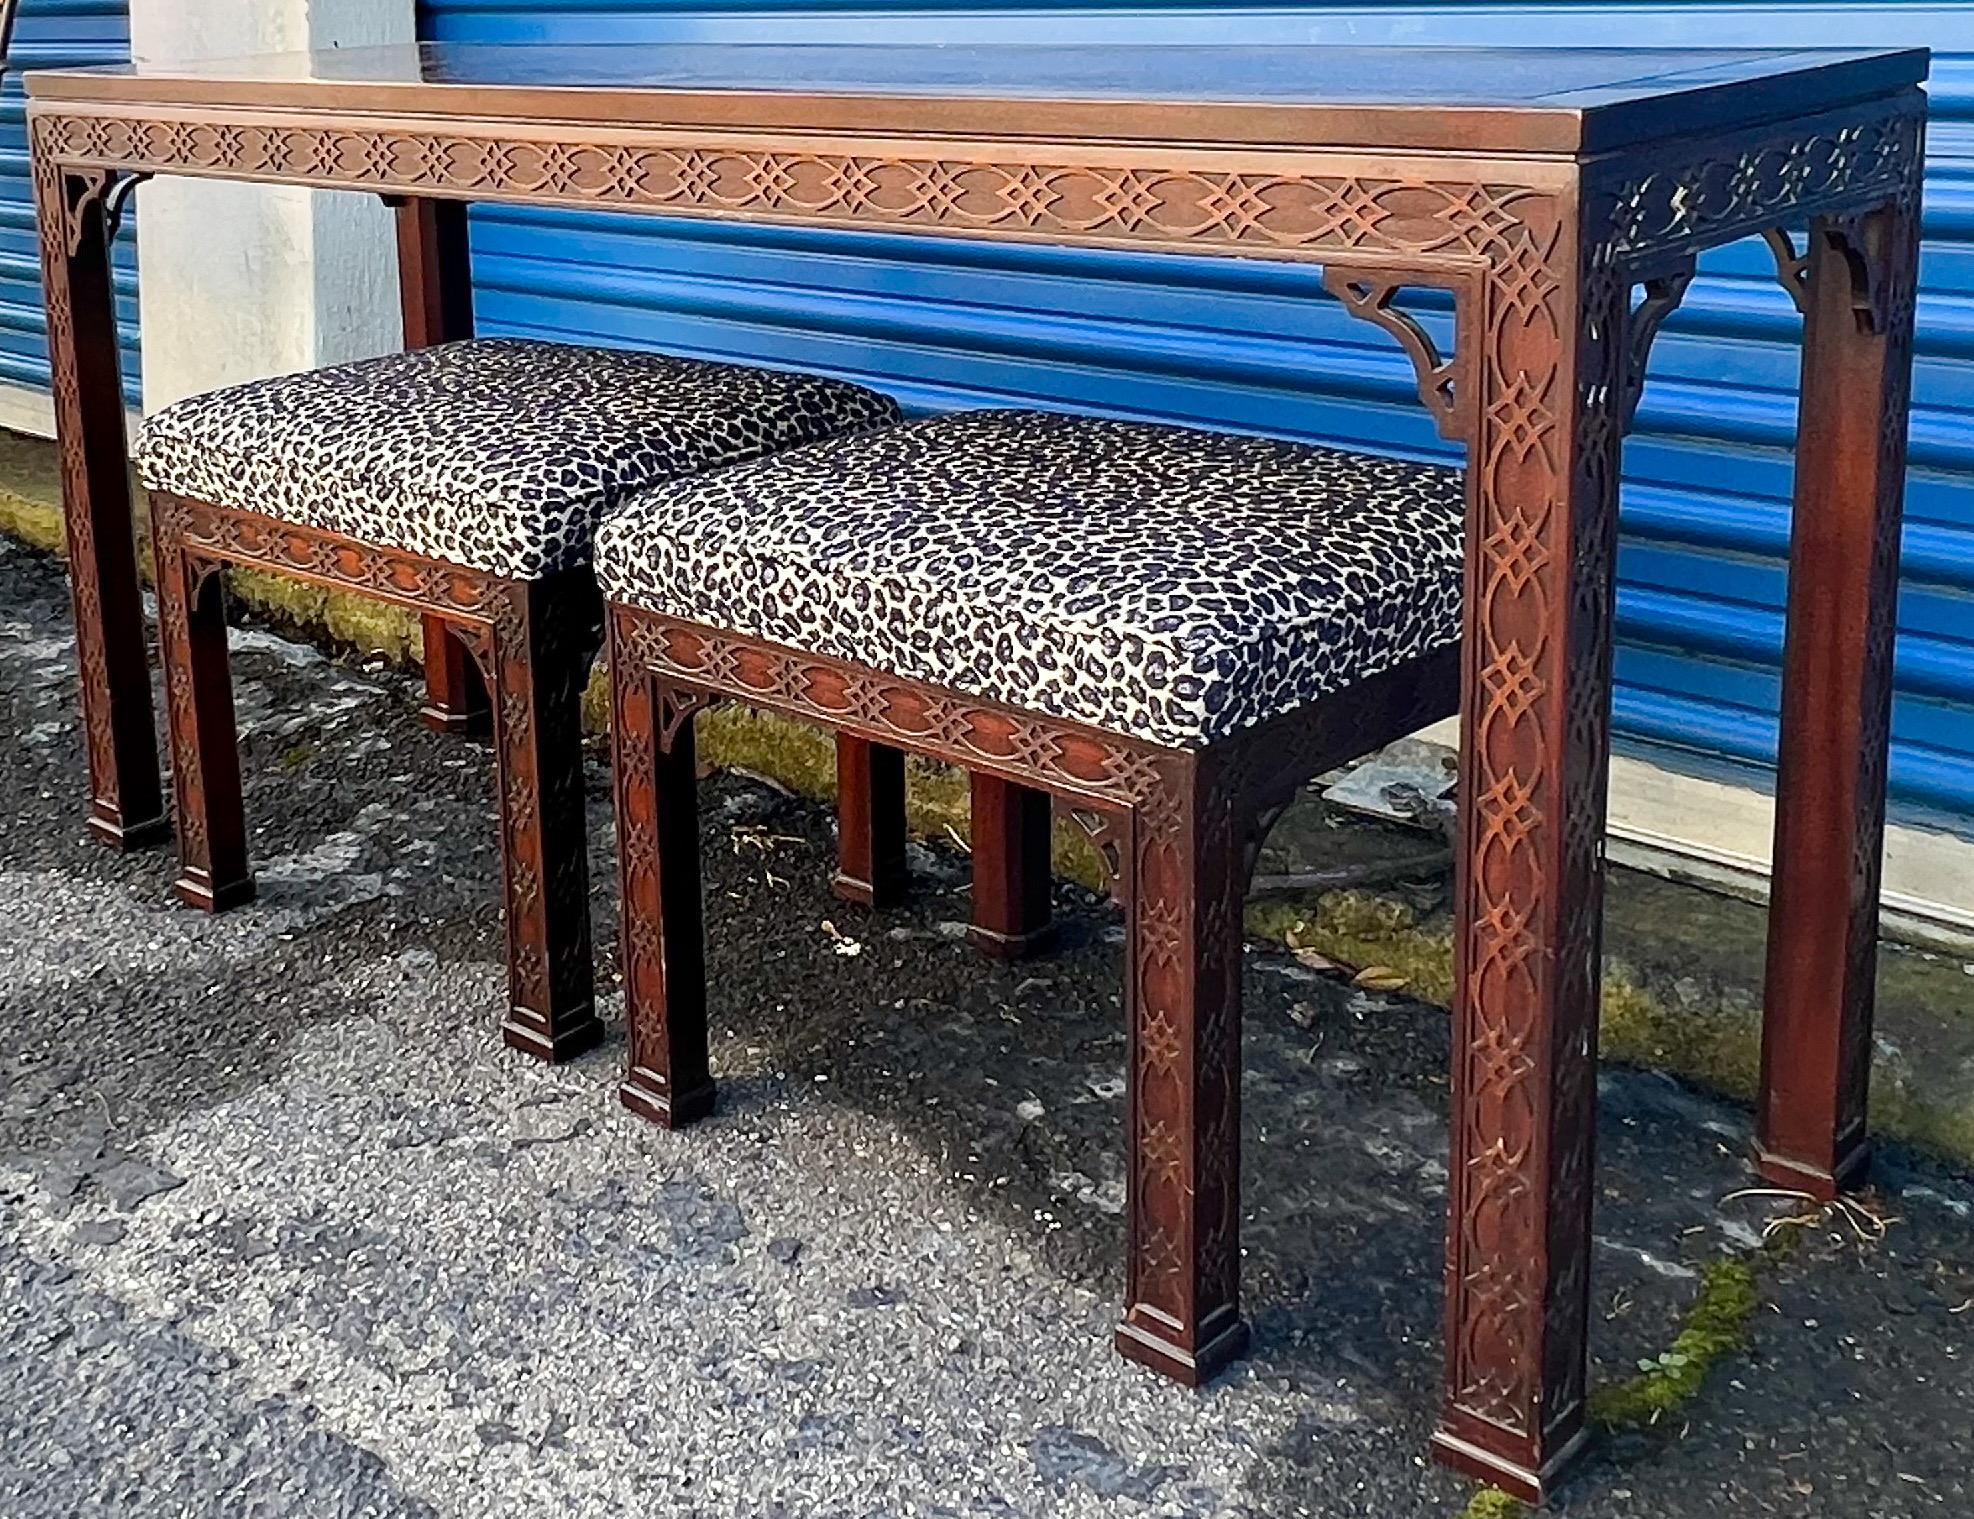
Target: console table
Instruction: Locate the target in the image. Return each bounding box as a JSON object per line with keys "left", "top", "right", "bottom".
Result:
{"left": 26, "top": 43, "right": 1926, "bottom": 1501}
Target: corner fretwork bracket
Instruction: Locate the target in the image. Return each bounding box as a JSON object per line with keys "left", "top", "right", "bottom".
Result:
{"left": 654, "top": 683, "right": 721, "bottom": 754}
{"left": 1064, "top": 804, "right": 1128, "bottom": 896}
{"left": 1619, "top": 258, "right": 1698, "bottom": 433}
{"left": 1323, "top": 269, "right": 1468, "bottom": 443}
{"left": 61, "top": 167, "right": 150, "bottom": 256}
{"left": 1764, "top": 210, "right": 1910, "bottom": 336}
{"left": 1328, "top": 260, "right": 1698, "bottom": 443}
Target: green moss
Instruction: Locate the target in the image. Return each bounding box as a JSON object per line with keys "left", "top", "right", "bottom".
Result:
{"left": 1871, "top": 1081, "right": 1974, "bottom": 1168}
{"left": 226, "top": 567, "right": 421, "bottom": 664}
{"left": 1588, "top": 1256, "right": 1762, "bottom": 1428}
{"left": 0, "top": 484, "right": 64, "bottom": 557}
{"left": 0, "top": 429, "right": 66, "bottom": 555}
{"left": 1247, "top": 891, "right": 1457, "bottom": 1005}
{"left": 1596, "top": 965, "right": 1763, "bottom": 1107}
{"left": 1243, "top": 886, "right": 1974, "bottom": 1165}
{"left": 1456, "top": 1488, "right": 1528, "bottom": 1519}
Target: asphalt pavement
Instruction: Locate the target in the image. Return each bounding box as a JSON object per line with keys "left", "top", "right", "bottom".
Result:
{"left": 1, "top": 533, "right": 1970, "bottom": 1518}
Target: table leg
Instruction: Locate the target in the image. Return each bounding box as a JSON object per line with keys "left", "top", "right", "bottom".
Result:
{"left": 1431, "top": 249, "right": 1627, "bottom": 1503}
{"left": 1757, "top": 202, "right": 1920, "bottom": 1200}
{"left": 32, "top": 159, "right": 167, "bottom": 849}
{"left": 393, "top": 196, "right": 489, "bottom": 737}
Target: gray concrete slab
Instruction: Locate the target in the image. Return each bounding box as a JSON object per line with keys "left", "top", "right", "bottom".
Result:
{"left": 2, "top": 535, "right": 1971, "bottom": 1517}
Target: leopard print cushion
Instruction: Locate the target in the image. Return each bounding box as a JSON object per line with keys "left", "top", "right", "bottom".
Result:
{"left": 594, "top": 409, "right": 1466, "bottom": 749}
{"left": 135, "top": 339, "right": 901, "bottom": 579}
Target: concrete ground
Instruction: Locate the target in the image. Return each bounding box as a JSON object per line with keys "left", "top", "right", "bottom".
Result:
{"left": 2, "top": 531, "right": 1972, "bottom": 1518}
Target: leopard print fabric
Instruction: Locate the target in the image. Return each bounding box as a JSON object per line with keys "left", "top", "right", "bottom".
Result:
{"left": 135, "top": 339, "right": 901, "bottom": 579}
{"left": 594, "top": 409, "right": 1466, "bottom": 749}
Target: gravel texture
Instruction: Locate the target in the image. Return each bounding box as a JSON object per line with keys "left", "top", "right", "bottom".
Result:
{"left": 2, "top": 533, "right": 1971, "bottom": 1517}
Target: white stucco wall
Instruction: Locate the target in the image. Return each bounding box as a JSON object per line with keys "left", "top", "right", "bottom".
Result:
{"left": 129, "top": 0, "right": 414, "bottom": 411}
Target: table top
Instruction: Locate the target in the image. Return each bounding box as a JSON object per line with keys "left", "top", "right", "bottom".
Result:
{"left": 27, "top": 42, "right": 1929, "bottom": 155}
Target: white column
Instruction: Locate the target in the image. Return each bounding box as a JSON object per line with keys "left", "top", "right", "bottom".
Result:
{"left": 129, "top": 0, "right": 417, "bottom": 412}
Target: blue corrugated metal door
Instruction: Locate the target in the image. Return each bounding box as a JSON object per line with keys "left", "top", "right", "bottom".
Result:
{"left": 0, "top": 0, "right": 138, "bottom": 406}
{"left": 420, "top": 2, "right": 1974, "bottom": 829}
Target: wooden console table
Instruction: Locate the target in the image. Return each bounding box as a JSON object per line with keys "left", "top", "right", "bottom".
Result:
{"left": 26, "top": 43, "right": 1926, "bottom": 1501}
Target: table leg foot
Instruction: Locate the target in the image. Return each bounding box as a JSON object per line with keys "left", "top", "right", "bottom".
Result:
{"left": 967, "top": 774, "right": 1053, "bottom": 960}
{"left": 833, "top": 735, "right": 908, "bottom": 910}
{"left": 503, "top": 1010, "right": 605, "bottom": 1065}
{"left": 965, "top": 921, "right": 1057, "bottom": 960}
{"left": 88, "top": 807, "right": 172, "bottom": 852}
{"left": 621, "top": 1067, "right": 716, "bottom": 1130}
{"left": 1114, "top": 1310, "right": 1249, "bottom": 1388}
{"left": 1430, "top": 1425, "right": 1593, "bottom": 1507}
{"left": 419, "top": 614, "right": 491, "bottom": 737}
{"left": 1754, "top": 1139, "right": 1872, "bottom": 1203}
{"left": 173, "top": 870, "right": 256, "bottom": 914}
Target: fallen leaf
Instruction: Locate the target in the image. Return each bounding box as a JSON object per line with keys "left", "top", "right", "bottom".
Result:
{"left": 1352, "top": 966, "right": 1410, "bottom": 993}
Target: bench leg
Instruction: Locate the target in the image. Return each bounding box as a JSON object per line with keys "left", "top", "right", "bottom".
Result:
{"left": 1113, "top": 755, "right": 1249, "bottom": 1385}
{"left": 485, "top": 576, "right": 604, "bottom": 1063}
{"left": 967, "top": 775, "right": 1054, "bottom": 959}
{"left": 152, "top": 508, "right": 253, "bottom": 913}
{"left": 419, "top": 615, "right": 491, "bottom": 736}
{"left": 832, "top": 735, "right": 908, "bottom": 909}
{"left": 614, "top": 667, "right": 715, "bottom": 1128}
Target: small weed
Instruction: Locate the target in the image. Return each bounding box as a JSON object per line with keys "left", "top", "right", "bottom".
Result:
{"left": 1456, "top": 1487, "right": 1528, "bottom": 1519}
{"left": 1589, "top": 1256, "right": 1760, "bottom": 1428}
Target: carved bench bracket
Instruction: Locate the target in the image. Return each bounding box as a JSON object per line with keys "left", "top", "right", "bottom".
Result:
{"left": 1064, "top": 804, "right": 1128, "bottom": 895}
{"left": 655, "top": 682, "right": 721, "bottom": 755}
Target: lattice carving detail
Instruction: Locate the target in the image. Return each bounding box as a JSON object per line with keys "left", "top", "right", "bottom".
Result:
{"left": 34, "top": 108, "right": 1566, "bottom": 268}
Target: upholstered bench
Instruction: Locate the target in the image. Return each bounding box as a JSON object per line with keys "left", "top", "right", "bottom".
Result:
{"left": 591, "top": 407, "right": 1466, "bottom": 1384}
{"left": 137, "top": 337, "right": 899, "bottom": 1063}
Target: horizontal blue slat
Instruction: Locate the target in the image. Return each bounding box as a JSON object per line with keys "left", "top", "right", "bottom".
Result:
{"left": 422, "top": 3, "right": 1974, "bottom": 825}
{"left": 0, "top": 1, "right": 140, "bottom": 407}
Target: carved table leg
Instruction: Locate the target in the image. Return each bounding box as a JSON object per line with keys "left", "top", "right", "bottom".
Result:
{"left": 33, "top": 160, "right": 167, "bottom": 849}
{"left": 966, "top": 775, "right": 1055, "bottom": 959}
{"left": 1113, "top": 752, "right": 1249, "bottom": 1386}
{"left": 483, "top": 574, "right": 604, "bottom": 1063}
{"left": 1431, "top": 237, "right": 1625, "bottom": 1503}
{"left": 151, "top": 507, "right": 251, "bottom": 913}
{"left": 613, "top": 654, "right": 715, "bottom": 1129}
{"left": 1757, "top": 202, "right": 1920, "bottom": 1200}
{"left": 831, "top": 735, "right": 908, "bottom": 908}
{"left": 394, "top": 195, "right": 490, "bottom": 738}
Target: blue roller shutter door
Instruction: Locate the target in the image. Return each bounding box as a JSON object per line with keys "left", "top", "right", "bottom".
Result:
{"left": 421, "top": 2, "right": 1974, "bottom": 828}
{"left": 0, "top": 0, "right": 138, "bottom": 408}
